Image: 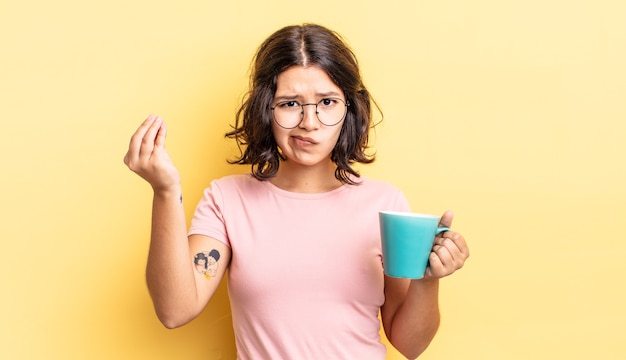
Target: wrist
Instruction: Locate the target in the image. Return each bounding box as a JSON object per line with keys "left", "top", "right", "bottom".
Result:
{"left": 410, "top": 277, "right": 439, "bottom": 292}
{"left": 152, "top": 184, "right": 183, "bottom": 201}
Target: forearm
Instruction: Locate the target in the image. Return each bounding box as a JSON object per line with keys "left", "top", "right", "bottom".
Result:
{"left": 388, "top": 278, "right": 440, "bottom": 359}
{"left": 146, "top": 186, "right": 198, "bottom": 327}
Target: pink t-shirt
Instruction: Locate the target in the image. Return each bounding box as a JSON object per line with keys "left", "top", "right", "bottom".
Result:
{"left": 189, "top": 174, "right": 410, "bottom": 359}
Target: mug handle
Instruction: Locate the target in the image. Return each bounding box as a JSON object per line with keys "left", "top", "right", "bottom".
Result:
{"left": 436, "top": 226, "right": 450, "bottom": 235}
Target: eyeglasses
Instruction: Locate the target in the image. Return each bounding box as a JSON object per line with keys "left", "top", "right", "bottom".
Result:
{"left": 270, "top": 97, "right": 349, "bottom": 129}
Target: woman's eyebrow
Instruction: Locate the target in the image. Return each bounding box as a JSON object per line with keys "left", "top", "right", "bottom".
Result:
{"left": 274, "top": 91, "right": 343, "bottom": 101}
{"left": 273, "top": 94, "right": 300, "bottom": 101}
{"left": 316, "top": 91, "right": 343, "bottom": 98}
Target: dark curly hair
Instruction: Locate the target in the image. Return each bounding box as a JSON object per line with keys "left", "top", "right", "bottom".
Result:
{"left": 226, "top": 24, "right": 379, "bottom": 184}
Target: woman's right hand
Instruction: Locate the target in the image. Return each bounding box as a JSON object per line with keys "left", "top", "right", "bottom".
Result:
{"left": 123, "top": 115, "right": 181, "bottom": 192}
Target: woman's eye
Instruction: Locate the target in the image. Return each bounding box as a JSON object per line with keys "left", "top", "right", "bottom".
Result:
{"left": 280, "top": 101, "right": 299, "bottom": 108}
{"left": 320, "top": 98, "right": 334, "bottom": 106}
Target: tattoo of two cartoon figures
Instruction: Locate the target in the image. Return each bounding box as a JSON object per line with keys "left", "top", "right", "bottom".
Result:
{"left": 194, "top": 250, "right": 220, "bottom": 280}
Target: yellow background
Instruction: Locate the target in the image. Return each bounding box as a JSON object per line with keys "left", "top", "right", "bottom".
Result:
{"left": 1, "top": 1, "right": 624, "bottom": 359}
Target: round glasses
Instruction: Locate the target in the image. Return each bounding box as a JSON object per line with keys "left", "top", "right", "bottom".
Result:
{"left": 270, "top": 97, "right": 349, "bottom": 129}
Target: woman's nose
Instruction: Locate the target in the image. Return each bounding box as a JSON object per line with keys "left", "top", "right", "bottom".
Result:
{"left": 299, "top": 103, "right": 320, "bottom": 129}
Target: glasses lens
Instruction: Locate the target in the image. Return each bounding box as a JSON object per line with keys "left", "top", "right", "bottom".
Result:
{"left": 316, "top": 98, "right": 347, "bottom": 126}
{"left": 272, "top": 101, "right": 302, "bottom": 129}
{"left": 272, "top": 98, "right": 347, "bottom": 129}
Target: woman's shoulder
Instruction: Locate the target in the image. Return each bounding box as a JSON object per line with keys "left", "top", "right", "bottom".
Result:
{"left": 345, "top": 175, "right": 411, "bottom": 211}
{"left": 352, "top": 175, "right": 403, "bottom": 194}
{"left": 210, "top": 173, "right": 266, "bottom": 193}
{"left": 213, "top": 173, "right": 256, "bottom": 184}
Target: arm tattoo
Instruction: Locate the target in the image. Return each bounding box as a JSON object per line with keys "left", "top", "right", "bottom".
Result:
{"left": 193, "top": 250, "right": 221, "bottom": 280}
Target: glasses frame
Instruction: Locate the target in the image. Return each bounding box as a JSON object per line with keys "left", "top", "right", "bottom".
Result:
{"left": 270, "top": 97, "right": 350, "bottom": 129}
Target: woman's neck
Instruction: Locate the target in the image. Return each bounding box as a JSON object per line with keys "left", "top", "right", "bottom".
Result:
{"left": 270, "top": 160, "right": 343, "bottom": 193}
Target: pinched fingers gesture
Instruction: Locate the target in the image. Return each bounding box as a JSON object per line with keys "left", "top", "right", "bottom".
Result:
{"left": 424, "top": 210, "right": 470, "bottom": 279}
{"left": 123, "top": 115, "right": 180, "bottom": 191}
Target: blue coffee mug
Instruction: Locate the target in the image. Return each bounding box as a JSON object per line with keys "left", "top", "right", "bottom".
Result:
{"left": 379, "top": 211, "right": 449, "bottom": 279}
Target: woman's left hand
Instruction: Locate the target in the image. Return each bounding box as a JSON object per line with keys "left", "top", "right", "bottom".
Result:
{"left": 424, "top": 210, "right": 470, "bottom": 279}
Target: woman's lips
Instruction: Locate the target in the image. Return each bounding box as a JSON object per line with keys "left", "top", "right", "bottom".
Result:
{"left": 292, "top": 135, "right": 317, "bottom": 145}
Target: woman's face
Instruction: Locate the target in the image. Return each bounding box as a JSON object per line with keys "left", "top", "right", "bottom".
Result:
{"left": 271, "top": 65, "right": 345, "bottom": 169}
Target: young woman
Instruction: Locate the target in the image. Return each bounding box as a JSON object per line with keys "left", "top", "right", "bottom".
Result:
{"left": 124, "top": 23, "right": 469, "bottom": 359}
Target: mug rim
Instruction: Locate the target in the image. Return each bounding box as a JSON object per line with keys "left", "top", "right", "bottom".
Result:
{"left": 379, "top": 211, "right": 438, "bottom": 219}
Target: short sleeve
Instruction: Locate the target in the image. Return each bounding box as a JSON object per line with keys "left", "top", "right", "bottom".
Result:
{"left": 188, "top": 181, "right": 230, "bottom": 247}
{"left": 392, "top": 188, "right": 412, "bottom": 213}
